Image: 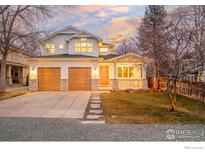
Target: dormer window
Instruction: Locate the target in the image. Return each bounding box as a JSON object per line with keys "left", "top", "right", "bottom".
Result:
{"left": 45, "top": 44, "right": 55, "bottom": 53}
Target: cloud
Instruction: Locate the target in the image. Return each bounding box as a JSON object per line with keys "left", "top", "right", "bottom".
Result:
{"left": 73, "top": 18, "right": 98, "bottom": 27}
{"left": 96, "top": 10, "right": 108, "bottom": 18}
{"left": 38, "top": 6, "right": 140, "bottom": 43}
{"left": 73, "top": 5, "right": 130, "bottom": 14}
{"left": 110, "top": 16, "right": 130, "bottom": 26}
{"left": 62, "top": 6, "right": 130, "bottom": 18}
{"left": 109, "top": 6, "right": 130, "bottom": 14}
{"left": 100, "top": 16, "right": 142, "bottom": 44}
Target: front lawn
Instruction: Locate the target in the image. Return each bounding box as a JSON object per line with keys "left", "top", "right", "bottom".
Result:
{"left": 101, "top": 92, "right": 205, "bottom": 124}
{"left": 0, "top": 91, "right": 28, "bottom": 101}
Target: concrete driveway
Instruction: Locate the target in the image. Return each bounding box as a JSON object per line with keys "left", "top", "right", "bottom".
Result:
{"left": 0, "top": 91, "right": 90, "bottom": 119}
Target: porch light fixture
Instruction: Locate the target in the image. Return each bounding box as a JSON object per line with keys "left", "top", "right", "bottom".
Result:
{"left": 30, "top": 66, "right": 37, "bottom": 75}
{"left": 92, "top": 68, "right": 98, "bottom": 79}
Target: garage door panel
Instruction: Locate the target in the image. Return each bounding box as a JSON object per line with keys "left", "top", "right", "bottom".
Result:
{"left": 68, "top": 67, "right": 91, "bottom": 91}
{"left": 38, "top": 67, "right": 61, "bottom": 91}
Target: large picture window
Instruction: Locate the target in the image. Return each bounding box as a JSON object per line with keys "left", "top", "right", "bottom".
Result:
{"left": 45, "top": 44, "right": 55, "bottom": 53}
{"left": 75, "top": 42, "right": 93, "bottom": 52}
{"left": 117, "top": 66, "right": 134, "bottom": 78}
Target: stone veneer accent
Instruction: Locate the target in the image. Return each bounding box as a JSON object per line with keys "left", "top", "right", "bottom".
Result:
{"left": 112, "top": 79, "right": 148, "bottom": 91}
{"left": 112, "top": 79, "right": 119, "bottom": 91}
{"left": 29, "top": 79, "right": 37, "bottom": 91}
{"left": 29, "top": 79, "right": 148, "bottom": 91}
{"left": 29, "top": 79, "right": 98, "bottom": 91}
{"left": 61, "top": 79, "right": 68, "bottom": 91}
{"left": 91, "top": 79, "right": 99, "bottom": 91}
{"left": 29, "top": 78, "right": 148, "bottom": 91}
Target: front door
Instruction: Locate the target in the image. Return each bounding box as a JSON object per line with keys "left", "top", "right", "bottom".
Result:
{"left": 99, "top": 66, "right": 109, "bottom": 85}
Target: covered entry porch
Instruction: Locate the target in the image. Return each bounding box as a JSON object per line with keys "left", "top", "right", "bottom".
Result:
{"left": 0, "top": 62, "right": 29, "bottom": 86}
{"left": 98, "top": 53, "right": 153, "bottom": 91}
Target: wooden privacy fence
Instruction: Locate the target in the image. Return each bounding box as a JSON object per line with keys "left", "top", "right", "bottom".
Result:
{"left": 158, "top": 77, "right": 205, "bottom": 102}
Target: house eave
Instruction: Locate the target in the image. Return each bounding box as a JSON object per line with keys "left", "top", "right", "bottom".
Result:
{"left": 105, "top": 52, "right": 154, "bottom": 63}
{"left": 28, "top": 57, "right": 102, "bottom": 62}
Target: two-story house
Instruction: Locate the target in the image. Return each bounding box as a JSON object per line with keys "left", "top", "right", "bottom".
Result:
{"left": 29, "top": 25, "right": 153, "bottom": 91}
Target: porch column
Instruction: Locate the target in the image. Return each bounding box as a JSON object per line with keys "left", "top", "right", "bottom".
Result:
{"left": 6, "top": 65, "right": 12, "bottom": 85}
{"left": 153, "top": 62, "right": 158, "bottom": 89}
{"left": 22, "top": 67, "right": 29, "bottom": 85}
{"left": 19, "top": 67, "right": 23, "bottom": 84}
{"left": 142, "top": 64, "right": 146, "bottom": 79}
{"left": 142, "top": 64, "right": 148, "bottom": 89}
{"left": 112, "top": 61, "right": 119, "bottom": 91}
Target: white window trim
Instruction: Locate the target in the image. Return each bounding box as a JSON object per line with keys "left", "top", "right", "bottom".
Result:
{"left": 74, "top": 42, "right": 93, "bottom": 52}
{"left": 45, "top": 44, "right": 55, "bottom": 53}
{"left": 59, "top": 44, "right": 65, "bottom": 49}
{"left": 117, "top": 65, "right": 135, "bottom": 79}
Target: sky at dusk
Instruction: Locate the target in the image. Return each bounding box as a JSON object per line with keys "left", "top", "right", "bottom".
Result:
{"left": 39, "top": 5, "right": 176, "bottom": 44}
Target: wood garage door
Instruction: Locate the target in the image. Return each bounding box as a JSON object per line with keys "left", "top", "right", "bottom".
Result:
{"left": 68, "top": 67, "right": 91, "bottom": 91}
{"left": 38, "top": 67, "right": 61, "bottom": 91}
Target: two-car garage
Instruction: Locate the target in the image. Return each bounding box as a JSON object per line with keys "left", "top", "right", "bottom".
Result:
{"left": 37, "top": 67, "right": 91, "bottom": 91}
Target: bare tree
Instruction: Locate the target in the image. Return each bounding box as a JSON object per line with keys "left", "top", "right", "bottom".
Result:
{"left": 0, "top": 5, "right": 50, "bottom": 92}
{"left": 162, "top": 7, "right": 198, "bottom": 112}
{"left": 191, "top": 6, "right": 205, "bottom": 79}
{"left": 115, "top": 39, "right": 138, "bottom": 55}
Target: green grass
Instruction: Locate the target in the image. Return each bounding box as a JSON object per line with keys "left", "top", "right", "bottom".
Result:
{"left": 0, "top": 91, "right": 28, "bottom": 101}
{"left": 101, "top": 92, "right": 205, "bottom": 124}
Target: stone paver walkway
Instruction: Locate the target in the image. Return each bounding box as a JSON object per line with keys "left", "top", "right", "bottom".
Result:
{"left": 82, "top": 93, "right": 105, "bottom": 124}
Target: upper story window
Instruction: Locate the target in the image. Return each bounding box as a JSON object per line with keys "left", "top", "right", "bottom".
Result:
{"left": 45, "top": 44, "right": 55, "bottom": 53}
{"left": 59, "top": 44, "right": 64, "bottom": 49}
{"left": 75, "top": 42, "right": 93, "bottom": 52}
{"left": 118, "top": 66, "right": 134, "bottom": 79}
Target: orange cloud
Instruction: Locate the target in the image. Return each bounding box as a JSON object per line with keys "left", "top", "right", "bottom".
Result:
{"left": 97, "top": 10, "right": 108, "bottom": 18}
{"left": 100, "top": 16, "right": 142, "bottom": 44}
{"left": 109, "top": 6, "right": 130, "bottom": 14}
{"left": 110, "top": 17, "right": 130, "bottom": 26}
{"left": 65, "top": 6, "right": 130, "bottom": 17}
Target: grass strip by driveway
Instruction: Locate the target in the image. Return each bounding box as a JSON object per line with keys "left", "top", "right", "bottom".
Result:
{"left": 0, "top": 91, "right": 28, "bottom": 101}
{"left": 101, "top": 92, "right": 205, "bottom": 124}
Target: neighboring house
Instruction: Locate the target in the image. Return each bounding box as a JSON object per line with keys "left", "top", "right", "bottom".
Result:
{"left": 181, "top": 54, "right": 205, "bottom": 82}
{"left": 29, "top": 25, "right": 153, "bottom": 91}
{"left": 0, "top": 50, "right": 31, "bottom": 86}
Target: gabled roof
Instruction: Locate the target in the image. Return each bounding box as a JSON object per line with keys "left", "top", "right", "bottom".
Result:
{"left": 104, "top": 52, "right": 154, "bottom": 63}
{"left": 65, "top": 30, "right": 102, "bottom": 41}
{"left": 42, "top": 25, "right": 81, "bottom": 41}
{"left": 42, "top": 25, "right": 102, "bottom": 42}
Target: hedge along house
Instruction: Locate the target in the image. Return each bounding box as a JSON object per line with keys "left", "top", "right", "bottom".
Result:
{"left": 28, "top": 25, "right": 153, "bottom": 91}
